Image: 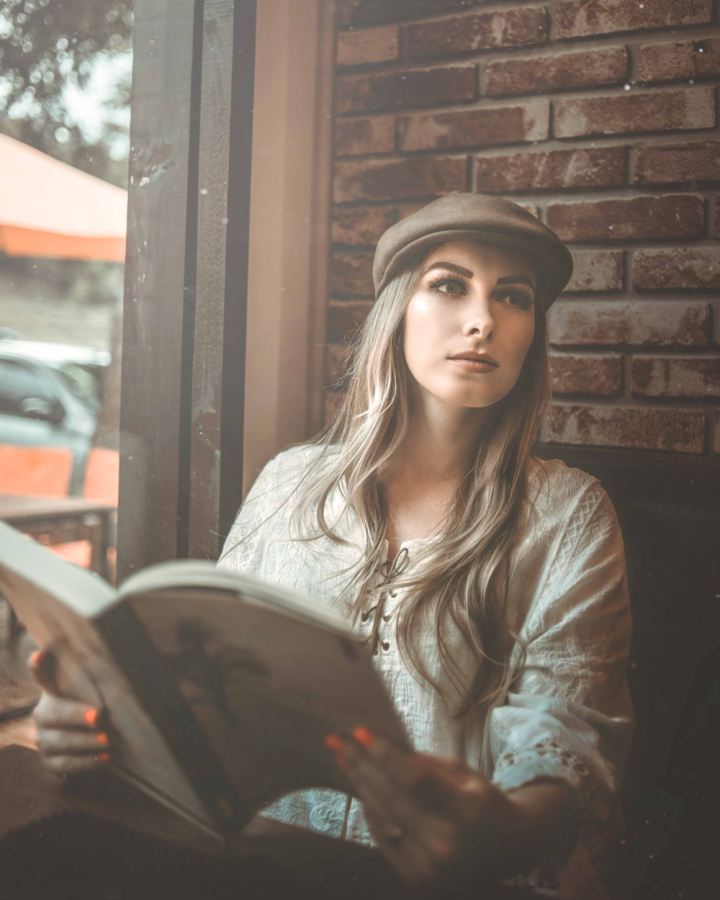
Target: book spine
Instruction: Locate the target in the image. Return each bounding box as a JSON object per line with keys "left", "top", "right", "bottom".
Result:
{"left": 99, "top": 604, "right": 249, "bottom": 836}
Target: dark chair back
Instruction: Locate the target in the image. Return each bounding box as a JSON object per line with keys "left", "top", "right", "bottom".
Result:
{"left": 537, "top": 446, "right": 720, "bottom": 898}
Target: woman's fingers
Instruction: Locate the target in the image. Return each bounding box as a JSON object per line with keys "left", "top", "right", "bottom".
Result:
{"left": 350, "top": 730, "right": 462, "bottom": 814}
{"left": 28, "top": 649, "right": 59, "bottom": 695}
{"left": 341, "top": 738, "right": 420, "bottom": 824}
{"left": 33, "top": 691, "right": 104, "bottom": 733}
{"left": 361, "top": 804, "right": 422, "bottom": 885}
{"left": 36, "top": 727, "right": 110, "bottom": 758}
{"left": 43, "top": 753, "right": 112, "bottom": 777}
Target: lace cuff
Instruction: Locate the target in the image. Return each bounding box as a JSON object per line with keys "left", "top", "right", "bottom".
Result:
{"left": 493, "top": 739, "right": 596, "bottom": 817}
{"left": 492, "top": 741, "right": 611, "bottom": 898}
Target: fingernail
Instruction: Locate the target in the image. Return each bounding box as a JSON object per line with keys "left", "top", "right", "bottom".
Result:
{"left": 84, "top": 708, "right": 99, "bottom": 727}
{"left": 353, "top": 726, "right": 375, "bottom": 748}
{"left": 324, "top": 734, "right": 344, "bottom": 753}
{"left": 97, "top": 752, "right": 111, "bottom": 763}
{"left": 28, "top": 650, "right": 42, "bottom": 668}
{"left": 96, "top": 733, "right": 109, "bottom": 747}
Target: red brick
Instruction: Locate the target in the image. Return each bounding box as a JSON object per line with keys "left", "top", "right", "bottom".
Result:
{"left": 633, "top": 247, "right": 720, "bottom": 290}
{"left": 327, "top": 300, "right": 374, "bottom": 342}
{"left": 484, "top": 47, "right": 627, "bottom": 97}
{"left": 546, "top": 195, "right": 705, "bottom": 242}
{"left": 548, "top": 300, "right": 710, "bottom": 347}
{"left": 631, "top": 356, "right": 720, "bottom": 398}
{"left": 400, "top": 99, "right": 549, "bottom": 151}
{"left": 337, "top": 25, "right": 399, "bottom": 67}
{"left": 475, "top": 147, "right": 625, "bottom": 192}
{"left": 332, "top": 206, "right": 396, "bottom": 245}
{"left": 556, "top": 0, "right": 712, "bottom": 40}
{"left": 326, "top": 343, "right": 354, "bottom": 387}
{"left": 337, "top": 0, "right": 485, "bottom": 29}
{"left": 334, "top": 155, "right": 466, "bottom": 202}
{"left": 637, "top": 37, "right": 720, "bottom": 84}
{"left": 335, "top": 116, "right": 395, "bottom": 156}
{"left": 564, "top": 251, "right": 624, "bottom": 294}
{"left": 544, "top": 403, "right": 705, "bottom": 454}
{"left": 405, "top": 7, "right": 547, "bottom": 61}
{"left": 550, "top": 353, "right": 622, "bottom": 395}
{"left": 633, "top": 142, "right": 720, "bottom": 185}
{"left": 329, "top": 249, "right": 375, "bottom": 297}
{"left": 336, "top": 64, "right": 476, "bottom": 114}
{"left": 554, "top": 87, "right": 716, "bottom": 139}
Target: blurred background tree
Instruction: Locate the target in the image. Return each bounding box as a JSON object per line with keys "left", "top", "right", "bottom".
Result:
{"left": 0, "top": 0, "right": 133, "bottom": 188}
{"left": 0, "top": 0, "right": 132, "bottom": 351}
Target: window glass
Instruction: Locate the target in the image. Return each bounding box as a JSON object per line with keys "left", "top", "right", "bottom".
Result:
{"left": 0, "top": 359, "right": 56, "bottom": 416}
{"left": 0, "top": 4, "right": 132, "bottom": 698}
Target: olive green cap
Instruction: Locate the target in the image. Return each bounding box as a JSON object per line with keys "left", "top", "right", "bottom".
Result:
{"left": 373, "top": 193, "right": 573, "bottom": 309}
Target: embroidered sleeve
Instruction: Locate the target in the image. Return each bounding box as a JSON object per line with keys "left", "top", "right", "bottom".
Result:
{"left": 217, "top": 455, "right": 282, "bottom": 572}
{"left": 488, "top": 484, "right": 634, "bottom": 896}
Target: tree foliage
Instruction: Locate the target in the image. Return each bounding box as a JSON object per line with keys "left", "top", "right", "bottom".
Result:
{"left": 0, "top": 0, "right": 133, "bottom": 186}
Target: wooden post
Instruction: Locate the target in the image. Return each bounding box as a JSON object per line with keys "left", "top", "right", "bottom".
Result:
{"left": 118, "top": 0, "right": 256, "bottom": 579}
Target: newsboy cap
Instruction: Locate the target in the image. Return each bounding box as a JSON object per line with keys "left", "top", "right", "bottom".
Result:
{"left": 373, "top": 193, "right": 573, "bottom": 309}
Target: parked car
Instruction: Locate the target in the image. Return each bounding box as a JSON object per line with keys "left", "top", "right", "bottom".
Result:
{"left": 0, "top": 340, "right": 110, "bottom": 495}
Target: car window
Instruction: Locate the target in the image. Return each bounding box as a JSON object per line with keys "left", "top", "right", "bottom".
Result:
{"left": 0, "top": 358, "right": 56, "bottom": 417}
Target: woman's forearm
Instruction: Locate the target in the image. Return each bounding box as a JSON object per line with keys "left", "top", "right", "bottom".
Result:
{"left": 500, "top": 779, "right": 581, "bottom": 873}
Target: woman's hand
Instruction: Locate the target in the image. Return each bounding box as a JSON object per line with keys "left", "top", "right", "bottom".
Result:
{"left": 326, "top": 728, "right": 579, "bottom": 887}
{"left": 30, "top": 649, "right": 113, "bottom": 777}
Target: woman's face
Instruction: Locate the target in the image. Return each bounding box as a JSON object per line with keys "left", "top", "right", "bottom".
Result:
{"left": 402, "top": 240, "right": 538, "bottom": 411}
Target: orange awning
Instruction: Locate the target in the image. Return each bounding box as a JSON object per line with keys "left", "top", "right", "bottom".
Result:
{"left": 0, "top": 134, "right": 127, "bottom": 263}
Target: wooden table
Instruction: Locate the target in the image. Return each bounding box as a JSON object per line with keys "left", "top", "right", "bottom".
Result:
{"left": 0, "top": 493, "right": 115, "bottom": 580}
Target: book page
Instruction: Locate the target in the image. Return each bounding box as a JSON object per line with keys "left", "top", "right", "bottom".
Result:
{"left": 128, "top": 587, "right": 410, "bottom": 811}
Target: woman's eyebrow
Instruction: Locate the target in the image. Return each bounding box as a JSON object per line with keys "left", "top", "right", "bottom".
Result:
{"left": 496, "top": 275, "right": 536, "bottom": 291}
{"left": 422, "top": 262, "right": 474, "bottom": 278}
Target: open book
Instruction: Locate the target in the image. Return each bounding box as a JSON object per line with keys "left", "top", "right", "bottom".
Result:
{"left": 0, "top": 522, "right": 409, "bottom": 839}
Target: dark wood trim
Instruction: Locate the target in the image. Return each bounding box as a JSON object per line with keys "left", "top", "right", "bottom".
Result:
{"left": 306, "top": 0, "right": 337, "bottom": 440}
{"left": 187, "top": 0, "right": 256, "bottom": 560}
{"left": 119, "top": 0, "right": 198, "bottom": 580}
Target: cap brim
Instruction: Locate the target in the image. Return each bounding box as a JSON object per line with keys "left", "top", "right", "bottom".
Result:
{"left": 377, "top": 228, "right": 572, "bottom": 309}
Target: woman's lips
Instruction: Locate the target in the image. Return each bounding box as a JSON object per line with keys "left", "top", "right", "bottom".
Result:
{"left": 448, "top": 355, "right": 499, "bottom": 373}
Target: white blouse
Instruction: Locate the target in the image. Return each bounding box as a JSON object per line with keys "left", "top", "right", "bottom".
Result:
{"left": 218, "top": 445, "right": 634, "bottom": 899}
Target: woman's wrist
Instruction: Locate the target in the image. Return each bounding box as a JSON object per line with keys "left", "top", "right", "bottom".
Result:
{"left": 499, "top": 779, "right": 581, "bottom": 872}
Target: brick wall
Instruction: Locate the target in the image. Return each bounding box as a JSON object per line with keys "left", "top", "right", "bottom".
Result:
{"left": 325, "top": 0, "right": 720, "bottom": 457}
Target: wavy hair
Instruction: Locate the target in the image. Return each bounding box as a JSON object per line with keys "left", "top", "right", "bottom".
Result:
{"left": 293, "top": 254, "right": 552, "bottom": 717}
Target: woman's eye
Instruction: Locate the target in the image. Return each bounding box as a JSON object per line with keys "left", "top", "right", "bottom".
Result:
{"left": 430, "top": 277, "right": 466, "bottom": 296}
{"left": 498, "top": 290, "right": 534, "bottom": 309}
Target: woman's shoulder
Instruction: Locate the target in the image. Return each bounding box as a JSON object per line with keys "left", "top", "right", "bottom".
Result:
{"left": 245, "top": 442, "right": 338, "bottom": 504}
{"left": 525, "top": 456, "right": 611, "bottom": 523}
{"left": 257, "top": 442, "right": 333, "bottom": 484}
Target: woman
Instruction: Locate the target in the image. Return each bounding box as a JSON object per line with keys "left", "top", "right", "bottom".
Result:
{"left": 31, "top": 194, "right": 633, "bottom": 898}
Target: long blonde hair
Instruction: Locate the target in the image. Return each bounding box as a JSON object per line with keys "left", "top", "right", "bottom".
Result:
{"left": 295, "top": 254, "right": 552, "bottom": 717}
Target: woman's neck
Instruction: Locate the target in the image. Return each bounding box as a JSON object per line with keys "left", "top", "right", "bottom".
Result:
{"left": 381, "top": 395, "right": 487, "bottom": 556}
{"left": 388, "top": 393, "right": 487, "bottom": 486}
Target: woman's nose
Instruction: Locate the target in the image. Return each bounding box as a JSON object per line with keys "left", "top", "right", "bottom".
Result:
{"left": 462, "top": 295, "right": 495, "bottom": 340}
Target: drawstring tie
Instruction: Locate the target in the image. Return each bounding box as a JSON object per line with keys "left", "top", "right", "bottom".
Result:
{"left": 369, "top": 546, "right": 410, "bottom": 655}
